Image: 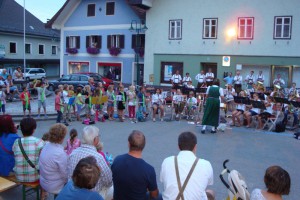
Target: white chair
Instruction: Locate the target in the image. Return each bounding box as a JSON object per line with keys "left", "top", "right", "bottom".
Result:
{"left": 262, "top": 111, "right": 282, "bottom": 131}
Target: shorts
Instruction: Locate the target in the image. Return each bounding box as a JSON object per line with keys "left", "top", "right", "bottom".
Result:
{"left": 38, "top": 100, "right": 46, "bottom": 108}
{"left": 0, "top": 104, "right": 5, "bottom": 113}
{"left": 107, "top": 102, "right": 114, "bottom": 108}
{"left": 236, "top": 109, "right": 244, "bottom": 114}
{"left": 23, "top": 104, "right": 31, "bottom": 111}
{"left": 249, "top": 110, "right": 258, "bottom": 116}
{"left": 9, "top": 86, "right": 18, "bottom": 92}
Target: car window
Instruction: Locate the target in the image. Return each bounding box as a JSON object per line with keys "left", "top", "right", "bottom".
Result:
{"left": 38, "top": 69, "right": 45, "bottom": 73}
{"left": 70, "top": 75, "right": 80, "bottom": 81}
{"left": 29, "top": 69, "right": 37, "bottom": 74}
{"left": 80, "top": 76, "right": 88, "bottom": 81}
{"left": 91, "top": 75, "right": 101, "bottom": 82}
{"left": 61, "top": 75, "right": 70, "bottom": 81}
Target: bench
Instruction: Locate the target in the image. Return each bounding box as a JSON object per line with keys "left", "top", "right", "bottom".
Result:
{"left": 0, "top": 176, "right": 19, "bottom": 193}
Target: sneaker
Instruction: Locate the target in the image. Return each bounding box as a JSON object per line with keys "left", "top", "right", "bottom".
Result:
{"left": 160, "top": 118, "right": 164, "bottom": 122}
{"left": 153, "top": 118, "right": 156, "bottom": 122}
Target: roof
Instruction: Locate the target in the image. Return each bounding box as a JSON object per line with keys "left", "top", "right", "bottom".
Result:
{"left": 0, "top": 0, "right": 59, "bottom": 38}
{"left": 46, "top": 0, "right": 150, "bottom": 29}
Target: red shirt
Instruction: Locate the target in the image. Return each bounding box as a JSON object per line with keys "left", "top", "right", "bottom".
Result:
{"left": 55, "top": 95, "right": 61, "bottom": 111}
{"left": 20, "top": 92, "right": 30, "bottom": 105}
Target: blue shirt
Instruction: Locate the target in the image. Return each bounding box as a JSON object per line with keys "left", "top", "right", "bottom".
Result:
{"left": 0, "top": 73, "right": 8, "bottom": 80}
{"left": 224, "top": 76, "right": 234, "bottom": 85}
{"left": 111, "top": 154, "right": 158, "bottom": 200}
{"left": 0, "top": 133, "right": 20, "bottom": 176}
{"left": 56, "top": 181, "right": 104, "bottom": 200}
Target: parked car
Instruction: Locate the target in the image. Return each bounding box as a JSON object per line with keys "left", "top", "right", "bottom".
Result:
{"left": 48, "top": 73, "right": 104, "bottom": 91}
{"left": 24, "top": 68, "right": 46, "bottom": 81}
{"left": 74, "top": 72, "right": 113, "bottom": 89}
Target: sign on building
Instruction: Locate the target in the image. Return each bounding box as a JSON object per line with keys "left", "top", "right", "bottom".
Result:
{"left": 0, "top": 45, "right": 5, "bottom": 58}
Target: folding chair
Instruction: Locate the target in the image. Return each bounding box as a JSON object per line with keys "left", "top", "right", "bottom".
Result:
{"left": 262, "top": 111, "right": 282, "bottom": 131}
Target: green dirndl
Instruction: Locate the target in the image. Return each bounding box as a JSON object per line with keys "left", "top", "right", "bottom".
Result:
{"left": 202, "top": 86, "right": 220, "bottom": 127}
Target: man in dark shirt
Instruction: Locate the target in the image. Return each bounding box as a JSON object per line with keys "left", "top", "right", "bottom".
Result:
{"left": 111, "top": 130, "right": 160, "bottom": 200}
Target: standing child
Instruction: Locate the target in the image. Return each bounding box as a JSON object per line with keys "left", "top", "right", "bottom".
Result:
{"left": 83, "top": 85, "right": 92, "bottom": 121}
{"left": 62, "top": 84, "right": 70, "bottom": 126}
{"left": 186, "top": 91, "right": 198, "bottom": 120}
{"left": 64, "top": 129, "right": 81, "bottom": 155}
{"left": 68, "top": 85, "right": 76, "bottom": 119}
{"left": 106, "top": 85, "right": 115, "bottom": 121}
{"left": 20, "top": 86, "right": 32, "bottom": 117}
{"left": 117, "top": 85, "right": 127, "bottom": 122}
{"left": 0, "top": 90, "right": 6, "bottom": 115}
{"left": 55, "top": 89, "right": 64, "bottom": 123}
{"left": 94, "top": 87, "right": 104, "bottom": 122}
{"left": 34, "top": 81, "right": 49, "bottom": 118}
{"left": 127, "top": 85, "right": 136, "bottom": 122}
{"left": 75, "top": 87, "right": 84, "bottom": 121}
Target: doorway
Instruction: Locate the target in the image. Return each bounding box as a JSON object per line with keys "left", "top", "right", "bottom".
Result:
{"left": 272, "top": 65, "right": 292, "bottom": 87}
{"left": 201, "top": 63, "right": 218, "bottom": 78}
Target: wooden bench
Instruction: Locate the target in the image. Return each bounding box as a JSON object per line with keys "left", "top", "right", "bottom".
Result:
{"left": 0, "top": 176, "right": 19, "bottom": 193}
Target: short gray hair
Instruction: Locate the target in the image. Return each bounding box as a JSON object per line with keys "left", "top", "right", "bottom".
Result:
{"left": 82, "top": 126, "right": 99, "bottom": 145}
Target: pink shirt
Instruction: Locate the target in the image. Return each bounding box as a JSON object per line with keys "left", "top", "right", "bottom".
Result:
{"left": 55, "top": 95, "right": 61, "bottom": 111}
{"left": 65, "top": 138, "right": 81, "bottom": 155}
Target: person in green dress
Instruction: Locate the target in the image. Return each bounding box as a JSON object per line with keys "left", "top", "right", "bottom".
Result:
{"left": 201, "top": 79, "right": 224, "bottom": 134}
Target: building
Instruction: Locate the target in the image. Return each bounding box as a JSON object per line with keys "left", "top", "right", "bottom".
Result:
{"left": 144, "top": 0, "right": 300, "bottom": 87}
{"left": 0, "top": 0, "right": 60, "bottom": 78}
{"left": 47, "top": 0, "right": 152, "bottom": 84}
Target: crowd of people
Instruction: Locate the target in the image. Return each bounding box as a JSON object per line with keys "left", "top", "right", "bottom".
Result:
{"left": 0, "top": 115, "right": 292, "bottom": 200}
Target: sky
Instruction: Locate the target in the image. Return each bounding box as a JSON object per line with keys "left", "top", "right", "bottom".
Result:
{"left": 15, "top": 0, "right": 66, "bottom": 23}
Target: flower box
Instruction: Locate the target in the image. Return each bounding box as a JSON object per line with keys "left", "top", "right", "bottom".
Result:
{"left": 134, "top": 47, "right": 144, "bottom": 57}
{"left": 109, "top": 47, "right": 121, "bottom": 56}
{"left": 66, "top": 48, "right": 78, "bottom": 54}
{"left": 87, "top": 47, "right": 100, "bottom": 54}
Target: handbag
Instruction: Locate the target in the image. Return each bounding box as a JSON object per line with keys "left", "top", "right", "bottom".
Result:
{"left": 18, "top": 138, "right": 39, "bottom": 172}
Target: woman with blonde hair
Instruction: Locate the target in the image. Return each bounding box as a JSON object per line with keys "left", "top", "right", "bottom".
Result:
{"left": 127, "top": 85, "right": 136, "bottom": 122}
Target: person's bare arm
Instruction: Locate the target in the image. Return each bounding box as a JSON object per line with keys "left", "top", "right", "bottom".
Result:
{"left": 149, "top": 189, "right": 159, "bottom": 199}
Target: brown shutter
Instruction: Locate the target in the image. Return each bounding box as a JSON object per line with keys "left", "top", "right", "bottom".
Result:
{"left": 66, "top": 36, "right": 69, "bottom": 48}
{"left": 86, "top": 36, "right": 89, "bottom": 48}
{"left": 119, "top": 35, "right": 125, "bottom": 49}
{"left": 76, "top": 36, "right": 80, "bottom": 49}
{"left": 131, "top": 35, "right": 137, "bottom": 49}
{"left": 97, "top": 36, "right": 102, "bottom": 48}
{"left": 107, "top": 35, "right": 111, "bottom": 48}
{"left": 141, "top": 34, "right": 145, "bottom": 48}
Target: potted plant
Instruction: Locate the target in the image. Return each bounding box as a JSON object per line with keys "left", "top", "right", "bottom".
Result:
{"left": 87, "top": 47, "right": 100, "bottom": 54}
{"left": 66, "top": 48, "right": 78, "bottom": 54}
{"left": 109, "top": 47, "right": 121, "bottom": 56}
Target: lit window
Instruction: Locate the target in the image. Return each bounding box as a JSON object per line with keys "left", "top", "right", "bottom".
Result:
{"left": 238, "top": 17, "right": 254, "bottom": 39}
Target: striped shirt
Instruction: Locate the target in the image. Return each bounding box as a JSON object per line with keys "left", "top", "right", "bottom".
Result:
{"left": 67, "top": 144, "right": 113, "bottom": 192}
{"left": 13, "top": 136, "right": 45, "bottom": 182}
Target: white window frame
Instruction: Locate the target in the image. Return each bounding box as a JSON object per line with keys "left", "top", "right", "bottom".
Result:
{"left": 274, "top": 16, "right": 292, "bottom": 39}
{"left": 9, "top": 41, "right": 17, "bottom": 54}
{"left": 203, "top": 18, "right": 218, "bottom": 39}
{"left": 69, "top": 36, "right": 77, "bottom": 48}
{"left": 238, "top": 17, "right": 254, "bottom": 40}
{"left": 87, "top": 3, "right": 96, "bottom": 17}
{"left": 38, "top": 44, "right": 45, "bottom": 55}
{"left": 25, "top": 43, "right": 32, "bottom": 54}
{"left": 111, "top": 35, "right": 120, "bottom": 48}
{"left": 106, "top": 1, "right": 115, "bottom": 16}
{"left": 51, "top": 45, "right": 57, "bottom": 55}
{"left": 169, "top": 19, "right": 182, "bottom": 40}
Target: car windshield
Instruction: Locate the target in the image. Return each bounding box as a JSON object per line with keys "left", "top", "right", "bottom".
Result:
{"left": 90, "top": 75, "right": 101, "bottom": 81}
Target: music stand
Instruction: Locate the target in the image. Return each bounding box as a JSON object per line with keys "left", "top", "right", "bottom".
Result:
{"left": 251, "top": 100, "right": 266, "bottom": 110}
{"left": 234, "top": 96, "right": 251, "bottom": 105}
{"left": 250, "top": 92, "right": 265, "bottom": 100}
{"left": 182, "top": 87, "right": 195, "bottom": 95}
{"left": 274, "top": 97, "right": 290, "bottom": 104}
{"left": 195, "top": 88, "right": 207, "bottom": 94}
{"left": 290, "top": 101, "right": 300, "bottom": 108}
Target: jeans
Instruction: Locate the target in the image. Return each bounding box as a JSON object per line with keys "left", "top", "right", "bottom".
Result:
{"left": 56, "top": 110, "right": 62, "bottom": 123}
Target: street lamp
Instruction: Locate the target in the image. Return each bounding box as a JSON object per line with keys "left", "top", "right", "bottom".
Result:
{"left": 129, "top": 20, "right": 148, "bottom": 85}
{"left": 23, "top": 0, "right": 26, "bottom": 74}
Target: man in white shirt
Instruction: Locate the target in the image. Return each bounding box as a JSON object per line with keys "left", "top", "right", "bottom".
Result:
{"left": 233, "top": 70, "right": 243, "bottom": 94}
{"left": 171, "top": 70, "right": 182, "bottom": 89}
{"left": 182, "top": 72, "right": 192, "bottom": 87}
{"left": 273, "top": 74, "right": 285, "bottom": 87}
{"left": 205, "top": 68, "right": 214, "bottom": 86}
{"left": 245, "top": 71, "right": 255, "bottom": 89}
{"left": 256, "top": 71, "right": 265, "bottom": 84}
{"left": 160, "top": 132, "right": 214, "bottom": 200}
{"left": 195, "top": 70, "right": 206, "bottom": 89}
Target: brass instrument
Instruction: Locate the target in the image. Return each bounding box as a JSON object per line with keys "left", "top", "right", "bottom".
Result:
{"left": 256, "top": 81, "right": 265, "bottom": 92}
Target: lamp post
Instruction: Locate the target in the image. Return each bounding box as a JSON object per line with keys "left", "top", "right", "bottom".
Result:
{"left": 23, "top": 0, "right": 26, "bottom": 74}
{"left": 129, "top": 20, "right": 147, "bottom": 86}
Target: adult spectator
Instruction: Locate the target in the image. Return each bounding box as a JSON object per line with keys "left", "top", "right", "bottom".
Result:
{"left": 0, "top": 115, "right": 20, "bottom": 176}
{"left": 160, "top": 132, "right": 214, "bottom": 200}
{"left": 111, "top": 130, "right": 160, "bottom": 200}
{"left": 171, "top": 70, "right": 182, "bottom": 90}
{"left": 13, "top": 66, "right": 24, "bottom": 80}
{"left": 0, "top": 68, "right": 8, "bottom": 80}
{"left": 233, "top": 70, "right": 243, "bottom": 94}
{"left": 67, "top": 126, "right": 113, "bottom": 198}
{"left": 273, "top": 74, "right": 285, "bottom": 88}
{"left": 56, "top": 156, "right": 104, "bottom": 200}
{"left": 195, "top": 70, "right": 206, "bottom": 89}
{"left": 250, "top": 166, "right": 290, "bottom": 200}
{"left": 39, "top": 123, "right": 68, "bottom": 194}
{"left": 205, "top": 68, "right": 214, "bottom": 86}
{"left": 223, "top": 72, "right": 234, "bottom": 85}
{"left": 13, "top": 117, "right": 44, "bottom": 183}
{"left": 5, "top": 74, "right": 19, "bottom": 96}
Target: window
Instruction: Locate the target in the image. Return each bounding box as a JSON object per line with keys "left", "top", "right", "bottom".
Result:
{"left": 238, "top": 17, "right": 254, "bottom": 39}
{"left": 87, "top": 4, "right": 95, "bottom": 17}
{"left": 86, "top": 35, "right": 102, "bottom": 48}
{"left": 66, "top": 36, "right": 80, "bottom": 49}
{"left": 51, "top": 46, "right": 57, "bottom": 55}
{"left": 203, "top": 18, "right": 218, "bottom": 39}
{"left": 107, "top": 35, "right": 124, "bottom": 49}
{"left": 70, "top": 75, "right": 80, "bottom": 81}
{"left": 160, "top": 62, "right": 183, "bottom": 84}
{"left": 80, "top": 76, "right": 89, "bottom": 81}
{"left": 106, "top": 2, "right": 115, "bottom": 15}
{"left": 25, "top": 43, "right": 31, "bottom": 54}
{"left": 68, "top": 61, "right": 89, "bottom": 74}
{"left": 169, "top": 19, "right": 182, "bottom": 40}
{"left": 131, "top": 34, "right": 145, "bottom": 48}
{"left": 61, "top": 75, "right": 70, "bottom": 81}
{"left": 274, "top": 16, "right": 292, "bottom": 39}
{"left": 9, "top": 42, "right": 16, "bottom": 53}
{"left": 38, "top": 44, "right": 44, "bottom": 55}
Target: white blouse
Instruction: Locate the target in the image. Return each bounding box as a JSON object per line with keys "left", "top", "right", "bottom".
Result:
{"left": 250, "top": 189, "right": 266, "bottom": 200}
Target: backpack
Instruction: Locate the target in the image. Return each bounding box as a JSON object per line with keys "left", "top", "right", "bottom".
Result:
{"left": 136, "top": 111, "right": 145, "bottom": 122}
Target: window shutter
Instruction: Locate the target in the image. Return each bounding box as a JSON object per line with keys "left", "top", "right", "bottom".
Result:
{"left": 86, "top": 36, "right": 89, "bottom": 48}
{"left": 131, "top": 35, "right": 137, "bottom": 49}
{"left": 97, "top": 36, "right": 102, "bottom": 49}
{"left": 66, "top": 36, "right": 69, "bottom": 48}
{"left": 76, "top": 36, "right": 80, "bottom": 49}
{"left": 140, "top": 34, "right": 145, "bottom": 48}
{"left": 119, "top": 35, "right": 125, "bottom": 49}
{"left": 107, "top": 35, "right": 112, "bottom": 48}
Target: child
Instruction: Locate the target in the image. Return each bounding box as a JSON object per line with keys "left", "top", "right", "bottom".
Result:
{"left": 0, "top": 90, "right": 6, "bottom": 115}
{"left": 64, "top": 129, "right": 81, "bottom": 155}
{"left": 137, "top": 86, "right": 148, "bottom": 118}
{"left": 127, "top": 85, "right": 136, "bottom": 122}
{"left": 55, "top": 89, "right": 64, "bottom": 123}
{"left": 96, "top": 142, "right": 113, "bottom": 166}
{"left": 41, "top": 132, "right": 50, "bottom": 144}
{"left": 75, "top": 87, "right": 84, "bottom": 121}
{"left": 20, "top": 86, "right": 32, "bottom": 117}
{"left": 117, "top": 85, "right": 127, "bottom": 122}
{"left": 173, "top": 89, "right": 185, "bottom": 119}
{"left": 34, "top": 80, "right": 49, "bottom": 118}
{"left": 83, "top": 85, "right": 92, "bottom": 121}
{"left": 106, "top": 85, "right": 115, "bottom": 121}
{"left": 186, "top": 91, "right": 197, "bottom": 120}
{"left": 231, "top": 90, "right": 247, "bottom": 127}
{"left": 94, "top": 87, "right": 104, "bottom": 122}
{"left": 68, "top": 85, "right": 76, "bottom": 119}
{"left": 257, "top": 96, "right": 274, "bottom": 130}
{"left": 62, "top": 84, "right": 70, "bottom": 126}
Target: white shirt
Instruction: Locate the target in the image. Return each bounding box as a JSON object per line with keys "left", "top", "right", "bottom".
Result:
{"left": 236, "top": 104, "right": 245, "bottom": 111}
{"left": 172, "top": 95, "right": 185, "bottom": 103}
{"left": 152, "top": 93, "right": 164, "bottom": 105}
{"left": 273, "top": 78, "right": 285, "bottom": 86}
{"left": 224, "top": 88, "right": 235, "bottom": 100}
{"left": 251, "top": 99, "right": 261, "bottom": 114}
{"left": 256, "top": 74, "right": 265, "bottom": 83}
{"left": 187, "top": 97, "right": 197, "bottom": 106}
{"left": 205, "top": 72, "right": 214, "bottom": 82}
{"left": 63, "top": 90, "right": 69, "bottom": 104}
{"left": 182, "top": 76, "right": 192, "bottom": 85}
{"left": 245, "top": 74, "right": 255, "bottom": 84}
{"left": 160, "top": 151, "right": 213, "bottom": 200}
{"left": 250, "top": 189, "right": 266, "bottom": 200}
{"left": 186, "top": 84, "right": 195, "bottom": 89}
{"left": 233, "top": 75, "right": 243, "bottom": 84}
{"left": 171, "top": 74, "right": 182, "bottom": 83}
{"left": 195, "top": 74, "right": 206, "bottom": 83}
